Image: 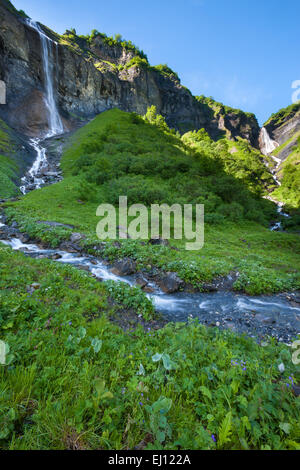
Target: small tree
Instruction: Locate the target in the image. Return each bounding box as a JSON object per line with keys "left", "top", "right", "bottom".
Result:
{"left": 144, "top": 106, "right": 169, "bottom": 132}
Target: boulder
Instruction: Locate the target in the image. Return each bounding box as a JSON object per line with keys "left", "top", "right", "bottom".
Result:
{"left": 135, "top": 274, "right": 148, "bottom": 288}
{"left": 70, "top": 232, "right": 85, "bottom": 243}
{"left": 158, "top": 272, "right": 184, "bottom": 293}
{"left": 59, "top": 241, "right": 81, "bottom": 253}
{"left": 112, "top": 258, "right": 137, "bottom": 276}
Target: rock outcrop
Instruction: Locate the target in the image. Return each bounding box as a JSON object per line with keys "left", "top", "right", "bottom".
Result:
{"left": 0, "top": 0, "right": 261, "bottom": 145}
{"left": 264, "top": 103, "right": 300, "bottom": 161}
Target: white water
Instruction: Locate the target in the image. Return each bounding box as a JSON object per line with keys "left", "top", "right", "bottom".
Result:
{"left": 19, "top": 20, "right": 64, "bottom": 195}
{"left": 0, "top": 225, "right": 299, "bottom": 341}
{"left": 20, "top": 138, "right": 48, "bottom": 194}
{"left": 259, "top": 128, "right": 291, "bottom": 230}
{"left": 26, "top": 19, "right": 63, "bottom": 137}
{"left": 260, "top": 127, "right": 279, "bottom": 156}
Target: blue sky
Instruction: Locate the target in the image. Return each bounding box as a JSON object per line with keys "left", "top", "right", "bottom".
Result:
{"left": 12, "top": 0, "right": 300, "bottom": 125}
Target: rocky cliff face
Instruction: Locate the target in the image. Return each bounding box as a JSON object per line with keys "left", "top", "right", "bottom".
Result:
{"left": 0, "top": 0, "right": 261, "bottom": 145}
{"left": 264, "top": 103, "right": 300, "bottom": 161}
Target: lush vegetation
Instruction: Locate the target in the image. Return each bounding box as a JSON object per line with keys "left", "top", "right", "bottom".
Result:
{"left": 0, "top": 244, "right": 299, "bottom": 450}
{"left": 196, "top": 95, "right": 257, "bottom": 122}
{"left": 273, "top": 138, "right": 300, "bottom": 212}
{"left": 264, "top": 102, "right": 300, "bottom": 129}
{"left": 60, "top": 108, "right": 273, "bottom": 218}
{"left": 1, "top": 0, "right": 28, "bottom": 18}
{"left": 4, "top": 108, "right": 300, "bottom": 295}
{"left": 152, "top": 64, "right": 180, "bottom": 82}
{"left": 0, "top": 119, "right": 22, "bottom": 198}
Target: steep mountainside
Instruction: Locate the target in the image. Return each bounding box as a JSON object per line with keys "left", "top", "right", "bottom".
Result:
{"left": 262, "top": 103, "right": 300, "bottom": 210}
{"left": 0, "top": 0, "right": 260, "bottom": 145}
{"left": 264, "top": 103, "right": 300, "bottom": 161}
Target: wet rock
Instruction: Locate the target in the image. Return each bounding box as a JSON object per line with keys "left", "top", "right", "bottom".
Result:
{"left": 52, "top": 253, "right": 62, "bottom": 260}
{"left": 288, "top": 293, "right": 300, "bottom": 304}
{"left": 59, "top": 241, "right": 81, "bottom": 253}
{"left": 70, "top": 232, "right": 85, "bottom": 243}
{"left": 201, "top": 283, "right": 218, "bottom": 293}
{"left": 223, "top": 322, "right": 237, "bottom": 332}
{"left": 158, "top": 272, "right": 184, "bottom": 294}
{"left": 255, "top": 314, "right": 277, "bottom": 325}
{"left": 143, "top": 286, "right": 155, "bottom": 293}
{"left": 19, "top": 233, "right": 31, "bottom": 243}
{"left": 112, "top": 258, "right": 137, "bottom": 276}
{"left": 135, "top": 274, "right": 148, "bottom": 288}
{"left": 77, "top": 265, "right": 90, "bottom": 272}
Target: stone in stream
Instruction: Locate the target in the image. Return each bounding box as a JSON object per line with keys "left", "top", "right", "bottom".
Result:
{"left": 52, "top": 253, "right": 62, "bottom": 260}
{"left": 59, "top": 241, "right": 81, "bottom": 253}
{"left": 135, "top": 274, "right": 148, "bottom": 288}
{"left": 255, "top": 314, "right": 277, "bottom": 325}
{"left": 143, "top": 285, "right": 155, "bottom": 293}
{"left": 19, "top": 233, "right": 31, "bottom": 243}
{"left": 112, "top": 258, "right": 137, "bottom": 276}
{"left": 158, "top": 272, "right": 184, "bottom": 294}
{"left": 77, "top": 265, "right": 90, "bottom": 272}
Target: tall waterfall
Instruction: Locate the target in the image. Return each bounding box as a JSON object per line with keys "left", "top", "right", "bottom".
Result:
{"left": 26, "top": 19, "right": 64, "bottom": 137}
{"left": 260, "top": 127, "right": 279, "bottom": 156}
{"left": 20, "top": 19, "right": 64, "bottom": 194}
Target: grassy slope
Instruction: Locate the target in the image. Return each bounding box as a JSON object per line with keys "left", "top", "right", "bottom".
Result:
{"left": 264, "top": 102, "right": 300, "bottom": 129}
{"left": 4, "top": 109, "right": 300, "bottom": 294}
{"left": 0, "top": 119, "right": 21, "bottom": 198}
{"left": 0, "top": 244, "right": 299, "bottom": 450}
{"left": 264, "top": 103, "right": 300, "bottom": 212}
{"left": 273, "top": 141, "right": 300, "bottom": 209}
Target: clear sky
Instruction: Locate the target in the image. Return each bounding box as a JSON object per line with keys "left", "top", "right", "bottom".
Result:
{"left": 11, "top": 0, "right": 300, "bottom": 125}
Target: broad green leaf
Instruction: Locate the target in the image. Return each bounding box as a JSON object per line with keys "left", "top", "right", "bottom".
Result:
{"left": 152, "top": 353, "right": 162, "bottom": 362}
{"left": 91, "top": 338, "right": 102, "bottom": 353}
{"left": 279, "top": 422, "right": 291, "bottom": 435}
{"left": 199, "top": 386, "right": 212, "bottom": 400}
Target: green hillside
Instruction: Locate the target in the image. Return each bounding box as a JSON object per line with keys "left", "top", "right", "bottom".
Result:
{"left": 0, "top": 119, "right": 26, "bottom": 198}
{"left": 5, "top": 108, "right": 300, "bottom": 295}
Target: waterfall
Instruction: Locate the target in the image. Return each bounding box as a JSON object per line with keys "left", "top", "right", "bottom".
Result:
{"left": 20, "top": 19, "right": 64, "bottom": 194}
{"left": 260, "top": 127, "right": 279, "bottom": 156}
{"left": 26, "top": 19, "right": 64, "bottom": 137}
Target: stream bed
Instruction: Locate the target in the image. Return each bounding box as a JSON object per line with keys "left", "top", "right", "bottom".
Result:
{"left": 0, "top": 215, "right": 299, "bottom": 344}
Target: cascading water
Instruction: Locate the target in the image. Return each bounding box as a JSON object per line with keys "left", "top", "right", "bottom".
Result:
{"left": 20, "top": 19, "right": 64, "bottom": 195}
{"left": 259, "top": 128, "right": 291, "bottom": 230}
{"left": 0, "top": 213, "right": 299, "bottom": 344}
{"left": 26, "top": 19, "right": 63, "bottom": 137}
{"left": 260, "top": 127, "right": 279, "bottom": 156}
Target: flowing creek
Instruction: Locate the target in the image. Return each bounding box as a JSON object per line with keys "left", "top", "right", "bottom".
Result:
{"left": 0, "top": 23, "right": 299, "bottom": 344}
{"left": 0, "top": 215, "right": 299, "bottom": 344}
